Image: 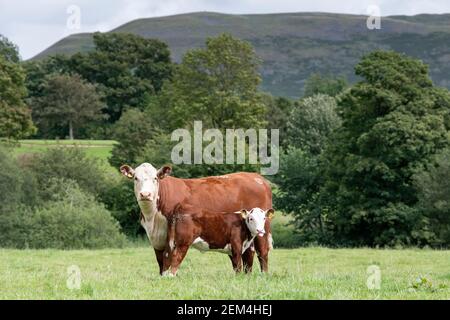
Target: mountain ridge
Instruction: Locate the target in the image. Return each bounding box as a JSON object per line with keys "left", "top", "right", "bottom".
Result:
{"left": 31, "top": 11, "right": 450, "bottom": 97}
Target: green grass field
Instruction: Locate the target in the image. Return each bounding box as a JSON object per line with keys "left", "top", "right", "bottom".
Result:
{"left": 14, "top": 139, "right": 116, "bottom": 163}
{"left": 12, "top": 139, "right": 117, "bottom": 174}
{"left": 1, "top": 247, "right": 448, "bottom": 299}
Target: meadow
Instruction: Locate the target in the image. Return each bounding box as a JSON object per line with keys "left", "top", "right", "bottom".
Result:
{"left": 14, "top": 139, "right": 116, "bottom": 162}
{"left": 0, "top": 247, "right": 448, "bottom": 299}
{"left": 3, "top": 140, "right": 449, "bottom": 300}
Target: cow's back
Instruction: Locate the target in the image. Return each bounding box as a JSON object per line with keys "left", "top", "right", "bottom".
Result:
{"left": 158, "top": 172, "right": 272, "bottom": 215}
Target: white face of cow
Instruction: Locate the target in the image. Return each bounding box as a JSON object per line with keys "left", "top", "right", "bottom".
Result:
{"left": 120, "top": 163, "right": 172, "bottom": 203}
{"left": 241, "top": 208, "right": 275, "bottom": 237}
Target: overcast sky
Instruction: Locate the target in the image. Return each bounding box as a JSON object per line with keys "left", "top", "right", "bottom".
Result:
{"left": 1, "top": 0, "right": 450, "bottom": 60}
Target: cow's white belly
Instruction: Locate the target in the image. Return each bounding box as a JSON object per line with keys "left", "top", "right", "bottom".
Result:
{"left": 191, "top": 237, "right": 232, "bottom": 255}
{"left": 140, "top": 211, "right": 168, "bottom": 250}
{"left": 190, "top": 237, "right": 256, "bottom": 255}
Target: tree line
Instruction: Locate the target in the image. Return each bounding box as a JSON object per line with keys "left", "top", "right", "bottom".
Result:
{"left": 0, "top": 32, "right": 449, "bottom": 247}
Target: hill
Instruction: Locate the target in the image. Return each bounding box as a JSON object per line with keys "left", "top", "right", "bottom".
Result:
{"left": 31, "top": 12, "right": 450, "bottom": 97}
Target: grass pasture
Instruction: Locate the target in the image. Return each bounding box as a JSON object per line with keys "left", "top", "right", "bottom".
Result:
{"left": 0, "top": 247, "right": 448, "bottom": 299}
{"left": 14, "top": 139, "right": 116, "bottom": 163}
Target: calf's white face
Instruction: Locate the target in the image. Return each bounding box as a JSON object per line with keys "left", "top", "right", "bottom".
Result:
{"left": 241, "top": 208, "right": 275, "bottom": 237}
{"left": 120, "top": 163, "right": 171, "bottom": 202}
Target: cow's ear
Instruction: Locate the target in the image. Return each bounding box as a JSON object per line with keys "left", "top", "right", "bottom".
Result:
{"left": 120, "top": 165, "right": 135, "bottom": 179}
{"left": 266, "top": 209, "right": 275, "bottom": 220}
{"left": 240, "top": 209, "right": 249, "bottom": 220}
{"left": 157, "top": 165, "right": 172, "bottom": 179}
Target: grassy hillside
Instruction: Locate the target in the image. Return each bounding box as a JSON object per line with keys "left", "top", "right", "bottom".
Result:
{"left": 0, "top": 247, "right": 448, "bottom": 299}
{"left": 31, "top": 12, "right": 450, "bottom": 97}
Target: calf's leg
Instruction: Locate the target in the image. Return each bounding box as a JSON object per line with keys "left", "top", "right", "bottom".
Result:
{"left": 254, "top": 234, "right": 270, "bottom": 273}
{"left": 231, "top": 251, "right": 243, "bottom": 273}
{"left": 241, "top": 247, "right": 254, "bottom": 273}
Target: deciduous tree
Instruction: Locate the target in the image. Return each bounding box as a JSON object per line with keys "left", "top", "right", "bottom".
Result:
{"left": 32, "top": 74, "right": 106, "bottom": 139}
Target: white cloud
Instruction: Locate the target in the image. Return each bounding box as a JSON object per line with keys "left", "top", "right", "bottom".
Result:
{"left": 0, "top": 0, "right": 449, "bottom": 59}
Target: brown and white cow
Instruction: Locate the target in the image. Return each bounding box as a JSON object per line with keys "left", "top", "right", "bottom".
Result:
{"left": 163, "top": 205, "right": 275, "bottom": 276}
{"left": 119, "top": 163, "right": 273, "bottom": 274}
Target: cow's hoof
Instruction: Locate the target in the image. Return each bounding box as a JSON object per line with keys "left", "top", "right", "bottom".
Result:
{"left": 162, "top": 270, "right": 176, "bottom": 277}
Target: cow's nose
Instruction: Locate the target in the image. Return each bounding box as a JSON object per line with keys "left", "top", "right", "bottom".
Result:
{"left": 257, "top": 229, "right": 265, "bottom": 236}
{"left": 140, "top": 191, "right": 152, "bottom": 200}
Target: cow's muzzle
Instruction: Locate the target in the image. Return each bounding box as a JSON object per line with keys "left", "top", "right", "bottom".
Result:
{"left": 139, "top": 191, "right": 153, "bottom": 202}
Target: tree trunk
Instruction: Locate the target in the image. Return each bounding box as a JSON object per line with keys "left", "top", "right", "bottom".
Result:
{"left": 69, "top": 121, "right": 74, "bottom": 140}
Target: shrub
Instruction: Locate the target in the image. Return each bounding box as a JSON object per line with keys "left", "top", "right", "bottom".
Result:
{"left": 0, "top": 181, "right": 127, "bottom": 249}
{"left": 0, "top": 145, "right": 39, "bottom": 209}
{"left": 100, "top": 178, "right": 142, "bottom": 237}
{"left": 26, "top": 147, "right": 107, "bottom": 198}
{"left": 109, "top": 108, "right": 159, "bottom": 168}
{"left": 270, "top": 214, "right": 303, "bottom": 248}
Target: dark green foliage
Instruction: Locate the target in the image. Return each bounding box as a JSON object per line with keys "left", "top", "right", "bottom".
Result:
{"left": 303, "top": 74, "right": 348, "bottom": 98}
{"left": 414, "top": 148, "right": 450, "bottom": 246}
{"left": 0, "top": 46, "right": 36, "bottom": 139}
{"left": 271, "top": 148, "right": 331, "bottom": 243}
{"left": 263, "top": 94, "right": 294, "bottom": 148}
{"left": 109, "top": 108, "right": 159, "bottom": 168}
{"left": 0, "top": 145, "right": 40, "bottom": 209}
{"left": 100, "top": 179, "right": 142, "bottom": 237}
{"left": 68, "top": 33, "right": 173, "bottom": 122}
{"left": 321, "top": 51, "right": 450, "bottom": 246}
{"left": 270, "top": 215, "right": 303, "bottom": 248}
{"left": 0, "top": 147, "right": 127, "bottom": 249}
{"left": 159, "top": 33, "right": 267, "bottom": 130}
{"left": 111, "top": 34, "right": 269, "bottom": 176}
{"left": 0, "top": 181, "right": 127, "bottom": 249}
{"left": 31, "top": 73, "right": 106, "bottom": 139}
{"left": 286, "top": 94, "right": 341, "bottom": 155}
{"left": 23, "top": 56, "right": 75, "bottom": 138}
{"left": 26, "top": 147, "right": 107, "bottom": 198}
{"left": 0, "top": 34, "right": 20, "bottom": 63}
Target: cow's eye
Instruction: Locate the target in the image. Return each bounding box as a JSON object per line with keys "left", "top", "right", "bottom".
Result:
{"left": 134, "top": 177, "right": 138, "bottom": 181}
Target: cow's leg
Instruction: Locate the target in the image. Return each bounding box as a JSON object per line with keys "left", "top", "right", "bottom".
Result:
{"left": 168, "top": 245, "right": 189, "bottom": 276}
{"left": 241, "top": 245, "right": 255, "bottom": 273}
{"left": 154, "top": 248, "right": 165, "bottom": 275}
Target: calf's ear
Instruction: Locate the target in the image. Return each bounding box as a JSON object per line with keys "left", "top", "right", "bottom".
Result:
{"left": 157, "top": 165, "right": 172, "bottom": 179}
{"left": 266, "top": 209, "right": 275, "bottom": 220}
{"left": 240, "top": 209, "right": 249, "bottom": 219}
{"left": 120, "top": 165, "right": 135, "bottom": 179}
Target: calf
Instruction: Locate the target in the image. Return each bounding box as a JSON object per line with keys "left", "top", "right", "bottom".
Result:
{"left": 163, "top": 205, "right": 275, "bottom": 276}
